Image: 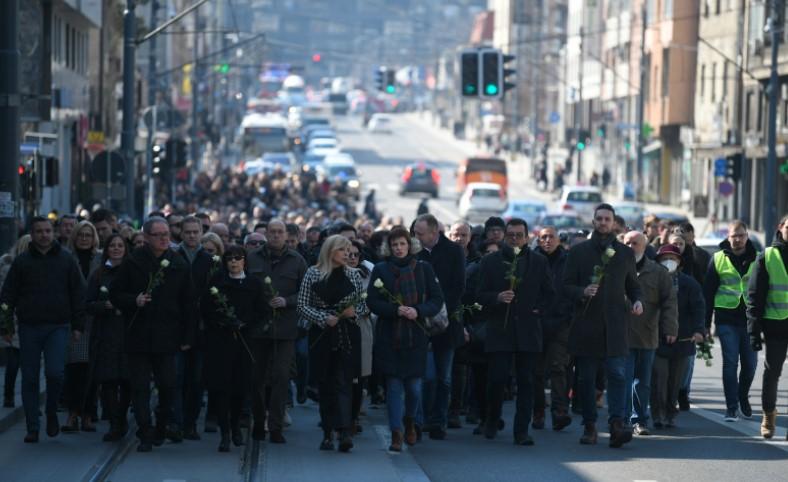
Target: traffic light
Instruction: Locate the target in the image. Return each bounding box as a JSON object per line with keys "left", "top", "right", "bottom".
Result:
{"left": 780, "top": 161, "right": 788, "bottom": 175}
{"left": 460, "top": 50, "right": 480, "bottom": 97}
{"left": 726, "top": 154, "right": 742, "bottom": 181}
{"left": 577, "top": 140, "right": 586, "bottom": 151}
{"left": 152, "top": 143, "right": 165, "bottom": 176}
{"left": 18, "top": 164, "right": 28, "bottom": 199}
{"left": 214, "top": 63, "right": 230, "bottom": 74}
{"left": 502, "top": 53, "right": 516, "bottom": 94}
{"left": 385, "top": 70, "right": 396, "bottom": 94}
{"left": 480, "top": 49, "right": 501, "bottom": 98}
{"left": 311, "top": 53, "right": 322, "bottom": 63}
{"left": 597, "top": 124, "right": 607, "bottom": 139}
{"left": 374, "top": 67, "right": 386, "bottom": 92}
{"left": 166, "top": 139, "right": 188, "bottom": 168}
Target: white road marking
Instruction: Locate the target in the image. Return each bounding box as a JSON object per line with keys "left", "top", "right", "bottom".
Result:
{"left": 689, "top": 404, "right": 788, "bottom": 453}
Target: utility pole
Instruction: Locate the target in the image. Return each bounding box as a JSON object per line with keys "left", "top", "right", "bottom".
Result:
{"left": 0, "top": 0, "right": 20, "bottom": 254}
{"left": 576, "top": 26, "right": 584, "bottom": 184}
{"left": 191, "top": 11, "right": 201, "bottom": 171}
{"left": 636, "top": 5, "right": 647, "bottom": 201}
{"left": 531, "top": 0, "right": 543, "bottom": 168}
{"left": 764, "top": 0, "right": 783, "bottom": 244}
{"left": 121, "top": 0, "right": 137, "bottom": 219}
{"left": 145, "top": 0, "right": 158, "bottom": 216}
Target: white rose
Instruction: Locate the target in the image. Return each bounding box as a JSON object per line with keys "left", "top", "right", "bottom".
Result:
{"left": 209, "top": 287, "right": 219, "bottom": 296}
{"left": 605, "top": 247, "right": 616, "bottom": 258}
{"left": 0, "top": 303, "right": 8, "bottom": 311}
{"left": 100, "top": 286, "right": 109, "bottom": 294}
{"left": 473, "top": 303, "right": 482, "bottom": 310}
{"left": 212, "top": 255, "right": 221, "bottom": 263}
{"left": 360, "top": 293, "right": 368, "bottom": 300}
{"left": 373, "top": 278, "right": 384, "bottom": 289}
{"left": 513, "top": 247, "right": 521, "bottom": 255}
{"left": 264, "top": 276, "right": 272, "bottom": 285}
{"left": 160, "top": 259, "right": 170, "bottom": 268}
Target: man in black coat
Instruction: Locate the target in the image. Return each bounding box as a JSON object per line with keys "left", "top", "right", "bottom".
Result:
{"left": 532, "top": 225, "right": 573, "bottom": 431}
{"left": 246, "top": 219, "right": 307, "bottom": 443}
{"left": 174, "top": 216, "right": 217, "bottom": 440}
{"left": 414, "top": 214, "right": 466, "bottom": 440}
{"left": 0, "top": 217, "right": 86, "bottom": 443}
{"left": 476, "top": 218, "right": 553, "bottom": 445}
{"left": 110, "top": 217, "right": 196, "bottom": 452}
{"left": 563, "top": 204, "right": 643, "bottom": 448}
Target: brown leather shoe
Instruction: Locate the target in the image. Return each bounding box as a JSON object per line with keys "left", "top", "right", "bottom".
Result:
{"left": 609, "top": 418, "right": 633, "bottom": 448}
{"left": 404, "top": 417, "right": 417, "bottom": 446}
{"left": 761, "top": 410, "right": 777, "bottom": 439}
{"left": 389, "top": 430, "right": 403, "bottom": 452}
{"left": 579, "top": 422, "right": 597, "bottom": 445}
{"left": 552, "top": 410, "right": 572, "bottom": 431}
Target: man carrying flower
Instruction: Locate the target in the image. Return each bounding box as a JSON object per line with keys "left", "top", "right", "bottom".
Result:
{"left": 476, "top": 218, "right": 554, "bottom": 445}
{"left": 563, "top": 204, "right": 643, "bottom": 448}
{"left": 246, "top": 219, "right": 307, "bottom": 444}
{"left": 109, "top": 216, "right": 196, "bottom": 453}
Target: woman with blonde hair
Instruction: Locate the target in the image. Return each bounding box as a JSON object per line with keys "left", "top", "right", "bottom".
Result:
{"left": 297, "top": 235, "right": 368, "bottom": 452}
{"left": 201, "top": 232, "right": 225, "bottom": 257}
{"left": 67, "top": 220, "right": 102, "bottom": 279}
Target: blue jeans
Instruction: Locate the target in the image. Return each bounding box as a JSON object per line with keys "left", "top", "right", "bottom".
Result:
{"left": 717, "top": 323, "right": 758, "bottom": 411}
{"left": 173, "top": 348, "right": 204, "bottom": 430}
{"left": 386, "top": 377, "right": 422, "bottom": 431}
{"left": 681, "top": 354, "right": 694, "bottom": 394}
{"left": 294, "top": 336, "right": 309, "bottom": 397}
{"left": 576, "top": 355, "right": 628, "bottom": 425}
{"left": 421, "top": 346, "right": 454, "bottom": 429}
{"left": 624, "top": 348, "right": 656, "bottom": 425}
{"left": 19, "top": 324, "right": 68, "bottom": 432}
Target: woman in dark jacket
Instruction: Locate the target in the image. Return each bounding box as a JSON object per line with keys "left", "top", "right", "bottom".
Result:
{"left": 201, "top": 245, "right": 265, "bottom": 452}
{"left": 297, "top": 235, "right": 368, "bottom": 453}
{"left": 651, "top": 245, "right": 705, "bottom": 428}
{"left": 366, "top": 227, "right": 444, "bottom": 452}
{"left": 63, "top": 220, "right": 102, "bottom": 432}
{"left": 87, "top": 234, "right": 131, "bottom": 441}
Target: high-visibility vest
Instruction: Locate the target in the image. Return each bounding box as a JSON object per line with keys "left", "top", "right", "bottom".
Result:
{"left": 764, "top": 247, "right": 788, "bottom": 320}
{"left": 713, "top": 250, "right": 755, "bottom": 309}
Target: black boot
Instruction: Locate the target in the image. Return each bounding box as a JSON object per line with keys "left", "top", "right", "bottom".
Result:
{"left": 231, "top": 421, "right": 244, "bottom": 446}
{"left": 218, "top": 425, "right": 231, "bottom": 452}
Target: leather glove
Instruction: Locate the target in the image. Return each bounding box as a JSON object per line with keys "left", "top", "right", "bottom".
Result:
{"left": 749, "top": 332, "right": 763, "bottom": 352}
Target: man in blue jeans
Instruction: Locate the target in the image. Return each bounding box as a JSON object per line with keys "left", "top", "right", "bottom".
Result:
{"left": 563, "top": 204, "right": 643, "bottom": 448}
{"left": 622, "top": 233, "right": 678, "bottom": 436}
{"left": 414, "top": 214, "right": 465, "bottom": 440}
{"left": 704, "top": 220, "right": 759, "bottom": 421}
{"left": 0, "top": 216, "right": 86, "bottom": 443}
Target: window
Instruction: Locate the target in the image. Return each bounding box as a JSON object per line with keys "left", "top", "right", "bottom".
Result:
{"left": 700, "top": 64, "right": 706, "bottom": 100}
{"left": 642, "top": 54, "right": 651, "bottom": 101}
{"left": 662, "top": 48, "right": 670, "bottom": 97}
{"left": 757, "top": 91, "right": 764, "bottom": 131}
{"left": 663, "top": 0, "right": 673, "bottom": 19}
{"left": 653, "top": 66, "right": 659, "bottom": 101}
{"left": 722, "top": 62, "right": 728, "bottom": 99}
{"left": 647, "top": 0, "right": 656, "bottom": 25}
{"left": 711, "top": 62, "right": 717, "bottom": 102}
{"left": 716, "top": 0, "right": 721, "bottom": 15}
{"left": 65, "top": 24, "right": 70, "bottom": 69}
{"left": 745, "top": 91, "right": 752, "bottom": 131}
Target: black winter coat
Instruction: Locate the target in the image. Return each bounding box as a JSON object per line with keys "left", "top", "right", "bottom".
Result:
{"left": 86, "top": 264, "right": 127, "bottom": 382}
{"left": 564, "top": 235, "right": 642, "bottom": 358}
{"left": 657, "top": 272, "right": 706, "bottom": 358}
{"left": 477, "top": 245, "right": 553, "bottom": 353}
{"left": 109, "top": 246, "right": 196, "bottom": 353}
{"left": 535, "top": 245, "right": 572, "bottom": 341}
{"left": 200, "top": 274, "right": 265, "bottom": 391}
{"left": 367, "top": 258, "right": 444, "bottom": 378}
{"left": 177, "top": 245, "right": 217, "bottom": 347}
{"left": 418, "top": 234, "right": 466, "bottom": 349}
{"left": 0, "top": 242, "right": 86, "bottom": 331}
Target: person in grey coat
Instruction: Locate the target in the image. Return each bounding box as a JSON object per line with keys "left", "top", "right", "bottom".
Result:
{"left": 563, "top": 204, "right": 643, "bottom": 448}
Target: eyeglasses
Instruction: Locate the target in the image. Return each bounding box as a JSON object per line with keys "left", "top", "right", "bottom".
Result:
{"left": 225, "top": 255, "right": 245, "bottom": 262}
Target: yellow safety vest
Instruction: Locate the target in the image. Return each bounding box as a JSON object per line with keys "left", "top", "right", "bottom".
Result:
{"left": 713, "top": 250, "right": 755, "bottom": 309}
{"left": 764, "top": 247, "right": 788, "bottom": 320}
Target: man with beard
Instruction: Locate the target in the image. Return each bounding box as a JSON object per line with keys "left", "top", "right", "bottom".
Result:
{"left": 476, "top": 218, "right": 553, "bottom": 445}
{"left": 563, "top": 204, "right": 643, "bottom": 448}
{"left": 532, "top": 226, "right": 573, "bottom": 431}
{"left": 247, "top": 219, "right": 308, "bottom": 443}
{"left": 110, "top": 217, "right": 196, "bottom": 452}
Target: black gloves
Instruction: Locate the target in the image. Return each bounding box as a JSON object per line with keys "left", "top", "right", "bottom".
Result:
{"left": 749, "top": 332, "right": 763, "bottom": 352}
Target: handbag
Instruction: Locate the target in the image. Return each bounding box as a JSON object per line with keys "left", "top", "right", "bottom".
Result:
{"left": 424, "top": 303, "right": 449, "bottom": 336}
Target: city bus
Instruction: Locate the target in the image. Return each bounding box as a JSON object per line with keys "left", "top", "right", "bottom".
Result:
{"left": 456, "top": 156, "right": 508, "bottom": 194}
{"left": 239, "top": 113, "right": 290, "bottom": 160}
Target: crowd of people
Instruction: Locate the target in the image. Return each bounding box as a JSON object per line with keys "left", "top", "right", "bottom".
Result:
{"left": 1, "top": 177, "right": 787, "bottom": 453}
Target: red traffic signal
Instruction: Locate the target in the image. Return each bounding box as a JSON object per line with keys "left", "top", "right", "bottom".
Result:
{"left": 18, "top": 164, "right": 25, "bottom": 176}
{"left": 312, "top": 53, "right": 322, "bottom": 63}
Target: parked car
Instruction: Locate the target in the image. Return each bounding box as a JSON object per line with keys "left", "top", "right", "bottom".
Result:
{"left": 400, "top": 162, "right": 440, "bottom": 198}
{"left": 558, "top": 185, "right": 603, "bottom": 223}
{"left": 611, "top": 201, "right": 647, "bottom": 230}
{"left": 306, "top": 137, "right": 339, "bottom": 152}
{"left": 458, "top": 182, "right": 507, "bottom": 222}
{"left": 647, "top": 209, "right": 689, "bottom": 225}
{"left": 533, "top": 211, "right": 590, "bottom": 234}
{"left": 261, "top": 152, "right": 296, "bottom": 174}
{"left": 368, "top": 113, "right": 393, "bottom": 133}
{"left": 501, "top": 199, "right": 547, "bottom": 227}
{"left": 324, "top": 153, "right": 361, "bottom": 200}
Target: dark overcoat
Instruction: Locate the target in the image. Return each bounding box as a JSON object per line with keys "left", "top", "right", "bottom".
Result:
{"left": 476, "top": 245, "right": 553, "bottom": 353}
{"left": 418, "top": 234, "right": 465, "bottom": 349}
{"left": 109, "top": 245, "right": 196, "bottom": 353}
{"left": 86, "top": 264, "right": 127, "bottom": 382}
{"left": 563, "top": 235, "right": 642, "bottom": 358}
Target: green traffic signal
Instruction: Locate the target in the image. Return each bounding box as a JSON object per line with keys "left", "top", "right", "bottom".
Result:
{"left": 214, "top": 63, "right": 230, "bottom": 74}
{"left": 485, "top": 84, "right": 499, "bottom": 95}
{"left": 464, "top": 84, "right": 477, "bottom": 95}
{"left": 780, "top": 162, "right": 788, "bottom": 174}
{"left": 577, "top": 141, "right": 586, "bottom": 151}
{"left": 386, "top": 85, "right": 396, "bottom": 94}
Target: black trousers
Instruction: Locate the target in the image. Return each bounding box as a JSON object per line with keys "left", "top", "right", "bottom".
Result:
{"left": 533, "top": 338, "right": 571, "bottom": 416}
{"left": 470, "top": 361, "right": 488, "bottom": 423}
{"left": 251, "top": 339, "right": 294, "bottom": 433}
{"left": 101, "top": 379, "right": 130, "bottom": 430}
{"left": 64, "top": 362, "right": 97, "bottom": 417}
{"left": 651, "top": 355, "right": 688, "bottom": 423}
{"left": 352, "top": 376, "right": 367, "bottom": 422}
{"left": 487, "top": 352, "right": 536, "bottom": 435}
{"left": 449, "top": 363, "right": 468, "bottom": 415}
{"left": 318, "top": 349, "right": 353, "bottom": 434}
{"left": 762, "top": 338, "right": 788, "bottom": 412}
{"left": 128, "top": 353, "right": 176, "bottom": 440}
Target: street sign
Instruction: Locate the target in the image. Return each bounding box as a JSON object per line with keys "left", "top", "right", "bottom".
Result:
{"left": 719, "top": 181, "right": 735, "bottom": 197}
{"left": 714, "top": 157, "right": 727, "bottom": 177}
{"left": 87, "top": 131, "right": 105, "bottom": 145}
{"left": 549, "top": 111, "right": 560, "bottom": 124}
